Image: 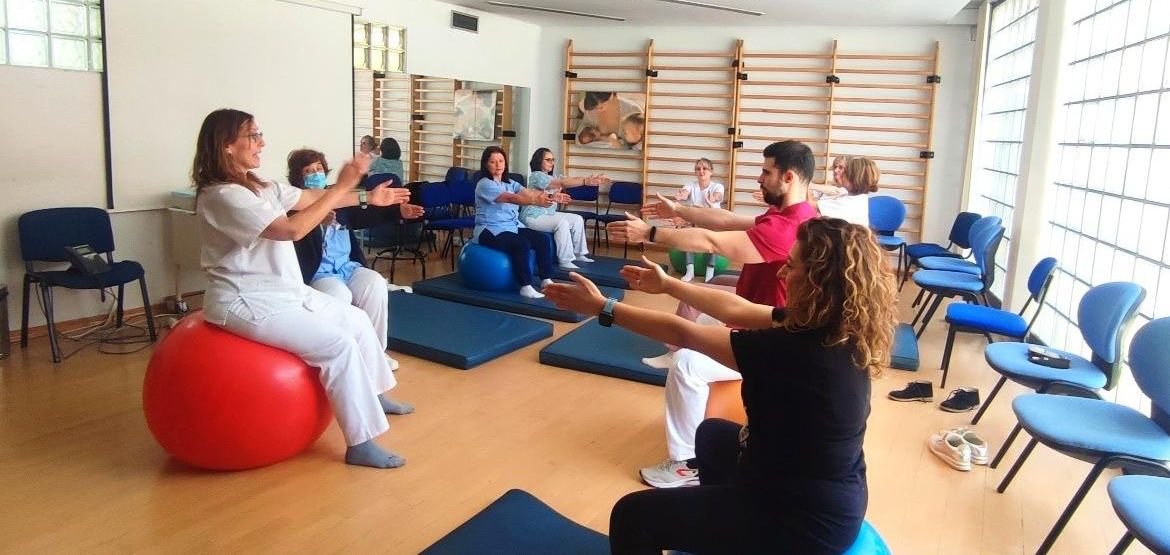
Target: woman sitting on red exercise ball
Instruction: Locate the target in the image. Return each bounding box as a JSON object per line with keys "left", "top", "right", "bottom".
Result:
{"left": 192, "top": 108, "right": 422, "bottom": 469}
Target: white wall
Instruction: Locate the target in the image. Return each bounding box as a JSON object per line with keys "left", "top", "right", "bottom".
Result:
{"left": 531, "top": 25, "right": 980, "bottom": 243}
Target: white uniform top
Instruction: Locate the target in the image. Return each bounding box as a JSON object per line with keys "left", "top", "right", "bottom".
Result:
{"left": 197, "top": 178, "right": 326, "bottom": 325}
{"left": 817, "top": 193, "right": 871, "bottom": 226}
{"left": 679, "top": 180, "right": 725, "bottom": 209}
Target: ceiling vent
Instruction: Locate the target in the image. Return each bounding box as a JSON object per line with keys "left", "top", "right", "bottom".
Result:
{"left": 452, "top": 11, "right": 479, "bottom": 32}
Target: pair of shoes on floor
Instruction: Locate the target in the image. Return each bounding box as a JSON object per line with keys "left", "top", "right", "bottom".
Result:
{"left": 640, "top": 458, "right": 699, "bottom": 488}
{"left": 928, "top": 427, "right": 989, "bottom": 471}
{"left": 887, "top": 381, "right": 982, "bottom": 413}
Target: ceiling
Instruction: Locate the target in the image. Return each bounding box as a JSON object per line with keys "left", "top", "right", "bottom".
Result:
{"left": 448, "top": 0, "right": 979, "bottom": 27}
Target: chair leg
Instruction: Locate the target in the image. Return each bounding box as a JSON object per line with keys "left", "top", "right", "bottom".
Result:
{"left": 115, "top": 284, "right": 126, "bottom": 328}
{"left": 911, "top": 286, "right": 927, "bottom": 308}
{"left": 911, "top": 292, "right": 933, "bottom": 325}
{"left": 940, "top": 326, "right": 957, "bottom": 388}
{"left": 20, "top": 275, "right": 32, "bottom": 347}
{"left": 990, "top": 420, "right": 1022, "bottom": 468}
{"left": 1109, "top": 532, "right": 1135, "bottom": 555}
{"left": 915, "top": 294, "right": 944, "bottom": 338}
{"left": 995, "top": 436, "right": 1038, "bottom": 492}
{"left": 971, "top": 376, "right": 1007, "bottom": 425}
{"left": 139, "top": 278, "right": 157, "bottom": 341}
{"left": 1036, "top": 458, "right": 1115, "bottom": 555}
{"left": 40, "top": 284, "right": 62, "bottom": 363}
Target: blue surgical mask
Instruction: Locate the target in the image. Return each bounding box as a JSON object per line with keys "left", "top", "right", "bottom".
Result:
{"left": 303, "top": 171, "right": 327, "bottom": 189}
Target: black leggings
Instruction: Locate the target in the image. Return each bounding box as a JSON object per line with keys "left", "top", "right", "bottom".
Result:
{"left": 609, "top": 419, "right": 857, "bottom": 555}
{"left": 477, "top": 228, "right": 555, "bottom": 288}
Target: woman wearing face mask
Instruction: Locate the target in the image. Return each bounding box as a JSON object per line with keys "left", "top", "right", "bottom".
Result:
{"left": 287, "top": 148, "right": 406, "bottom": 372}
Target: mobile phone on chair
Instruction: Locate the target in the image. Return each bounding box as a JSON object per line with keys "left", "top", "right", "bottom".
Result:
{"left": 1027, "top": 345, "right": 1070, "bottom": 369}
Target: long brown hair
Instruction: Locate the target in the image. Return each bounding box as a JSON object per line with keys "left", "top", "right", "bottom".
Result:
{"left": 779, "top": 218, "right": 896, "bottom": 376}
{"left": 192, "top": 108, "right": 264, "bottom": 194}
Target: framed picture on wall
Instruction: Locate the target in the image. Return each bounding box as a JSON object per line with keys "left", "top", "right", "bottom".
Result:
{"left": 454, "top": 89, "right": 498, "bottom": 141}
{"left": 572, "top": 92, "right": 645, "bottom": 150}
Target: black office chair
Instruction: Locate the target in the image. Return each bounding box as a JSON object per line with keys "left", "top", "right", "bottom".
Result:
{"left": 18, "top": 207, "right": 157, "bottom": 362}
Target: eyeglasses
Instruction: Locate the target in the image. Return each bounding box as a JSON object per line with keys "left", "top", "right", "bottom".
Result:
{"left": 543, "top": 157, "right": 555, "bottom": 162}
{"left": 245, "top": 132, "right": 264, "bottom": 142}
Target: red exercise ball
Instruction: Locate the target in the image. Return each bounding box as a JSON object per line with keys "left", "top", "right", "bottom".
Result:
{"left": 143, "top": 311, "right": 333, "bottom": 470}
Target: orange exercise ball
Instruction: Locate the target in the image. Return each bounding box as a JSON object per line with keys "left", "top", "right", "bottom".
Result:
{"left": 143, "top": 312, "right": 332, "bottom": 470}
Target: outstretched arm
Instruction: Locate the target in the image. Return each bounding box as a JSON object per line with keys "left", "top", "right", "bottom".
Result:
{"left": 544, "top": 273, "right": 739, "bottom": 370}
{"left": 619, "top": 257, "right": 774, "bottom": 329}
{"left": 608, "top": 214, "right": 765, "bottom": 264}
{"left": 642, "top": 193, "right": 753, "bottom": 231}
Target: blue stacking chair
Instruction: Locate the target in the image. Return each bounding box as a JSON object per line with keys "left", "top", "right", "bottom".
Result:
{"left": 991, "top": 316, "right": 1170, "bottom": 555}
{"left": 595, "top": 181, "right": 643, "bottom": 257}
{"left": 910, "top": 215, "right": 1002, "bottom": 309}
{"left": 868, "top": 196, "right": 907, "bottom": 282}
{"left": 446, "top": 167, "right": 476, "bottom": 217}
{"left": 936, "top": 257, "right": 1058, "bottom": 387}
{"left": 1108, "top": 475, "right": 1170, "bottom": 555}
{"left": 971, "top": 281, "right": 1145, "bottom": 426}
{"left": 908, "top": 221, "right": 1005, "bottom": 338}
{"left": 18, "top": 207, "right": 158, "bottom": 363}
{"left": 420, "top": 182, "right": 475, "bottom": 270}
{"left": 902, "top": 211, "right": 982, "bottom": 290}
{"left": 564, "top": 185, "right": 600, "bottom": 248}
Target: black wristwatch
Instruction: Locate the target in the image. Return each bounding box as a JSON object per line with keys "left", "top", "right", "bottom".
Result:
{"left": 598, "top": 298, "right": 618, "bottom": 327}
{"left": 648, "top": 225, "right": 658, "bottom": 243}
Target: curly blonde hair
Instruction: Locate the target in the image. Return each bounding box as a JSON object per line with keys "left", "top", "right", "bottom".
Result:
{"left": 779, "top": 218, "right": 897, "bottom": 376}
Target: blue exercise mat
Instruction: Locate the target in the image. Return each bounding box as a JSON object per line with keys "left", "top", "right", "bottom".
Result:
{"left": 890, "top": 323, "right": 920, "bottom": 371}
{"left": 539, "top": 318, "right": 668, "bottom": 386}
{"left": 421, "top": 489, "right": 608, "bottom": 555}
{"left": 412, "top": 273, "right": 624, "bottom": 323}
{"left": 387, "top": 291, "right": 552, "bottom": 369}
{"left": 550, "top": 255, "right": 665, "bottom": 290}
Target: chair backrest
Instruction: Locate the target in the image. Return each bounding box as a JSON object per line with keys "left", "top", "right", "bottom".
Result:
{"left": 867, "top": 196, "right": 906, "bottom": 235}
{"left": 445, "top": 166, "right": 471, "bottom": 186}
{"left": 967, "top": 216, "right": 1002, "bottom": 248}
{"left": 1077, "top": 281, "right": 1146, "bottom": 388}
{"left": 566, "top": 185, "right": 599, "bottom": 202}
{"left": 419, "top": 182, "right": 456, "bottom": 220}
{"left": 19, "top": 207, "right": 115, "bottom": 262}
{"left": 1026, "top": 257, "right": 1059, "bottom": 303}
{"left": 607, "top": 181, "right": 643, "bottom": 207}
{"left": 507, "top": 172, "right": 526, "bottom": 187}
{"left": 949, "top": 211, "right": 983, "bottom": 249}
{"left": 1129, "top": 317, "right": 1170, "bottom": 432}
{"left": 362, "top": 172, "right": 401, "bottom": 189}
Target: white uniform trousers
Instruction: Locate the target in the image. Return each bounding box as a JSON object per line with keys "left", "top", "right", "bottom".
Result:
{"left": 221, "top": 290, "right": 395, "bottom": 447}
{"left": 523, "top": 212, "right": 589, "bottom": 265}
{"left": 310, "top": 267, "right": 390, "bottom": 351}
{"left": 665, "top": 348, "right": 742, "bottom": 461}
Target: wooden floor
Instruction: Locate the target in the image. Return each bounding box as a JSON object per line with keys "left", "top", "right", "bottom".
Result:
{"left": 0, "top": 248, "right": 1150, "bottom": 554}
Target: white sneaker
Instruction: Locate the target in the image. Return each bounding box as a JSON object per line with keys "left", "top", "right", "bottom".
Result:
{"left": 540, "top": 278, "right": 555, "bottom": 289}
{"left": 680, "top": 270, "right": 695, "bottom": 282}
{"left": 575, "top": 255, "right": 594, "bottom": 263}
{"left": 704, "top": 266, "right": 716, "bottom": 283}
{"left": 385, "top": 354, "right": 400, "bottom": 372}
{"left": 641, "top": 352, "right": 675, "bottom": 369}
{"left": 559, "top": 262, "right": 580, "bottom": 270}
{"left": 387, "top": 282, "right": 413, "bottom": 294}
{"left": 950, "top": 427, "right": 989, "bottom": 465}
{"left": 928, "top": 431, "right": 972, "bottom": 471}
{"left": 639, "top": 459, "right": 699, "bottom": 488}
{"left": 519, "top": 285, "right": 545, "bottom": 299}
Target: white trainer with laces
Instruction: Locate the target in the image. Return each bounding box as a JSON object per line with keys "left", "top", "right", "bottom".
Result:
{"left": 928, "top": 431, "right": 972, "bottom": 471}
{"left": 951, "top": 427, "right": 989, "bottom": 465}
{"left": 639, "top": 459, "right": 699, "bottom": 488}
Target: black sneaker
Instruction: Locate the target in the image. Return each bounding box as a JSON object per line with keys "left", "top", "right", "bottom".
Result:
{"left": 888, "top": 380, "right": 934, "bottom": 402}
{"left": 940, "top": 388, "right": 981, "bottom": 413}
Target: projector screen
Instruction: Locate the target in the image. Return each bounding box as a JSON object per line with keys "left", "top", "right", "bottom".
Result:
{"left": 104, "top": 0, "right": 353, "bottom": 210}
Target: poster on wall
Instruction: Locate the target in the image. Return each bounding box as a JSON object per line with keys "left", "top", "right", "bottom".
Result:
{"left": 454, "top": 90, "right": 498, "bottom": 141}
{"left": 572, "top": 92, "right": 646, "bottom": 150}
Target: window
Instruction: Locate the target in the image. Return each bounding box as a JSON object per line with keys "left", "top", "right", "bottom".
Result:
{"left": 1, "top": 0, "right": 102, "bottom": 71}
{"left": 1034, "top": 0, "right": 1170, "bottom": 408}
{"left": 353, "top": 20, "right": 404, "bottom": 73}
{"left": 969, "top": 0, "right": 1040, "bottom": 300}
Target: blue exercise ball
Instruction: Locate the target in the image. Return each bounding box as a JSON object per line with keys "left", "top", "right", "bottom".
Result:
{"left": 843, "top": 520, "right": 891, "bottom": 555}
{"left": 458, "top": 242, "right": 535, "bottom": 292}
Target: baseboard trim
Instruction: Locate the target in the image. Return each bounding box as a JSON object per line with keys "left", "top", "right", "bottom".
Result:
{"left": 8, "top": 290, "right": 204, "bottom": 344}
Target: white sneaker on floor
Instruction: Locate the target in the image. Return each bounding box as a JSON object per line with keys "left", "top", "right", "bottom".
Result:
{"left": 640, "top": 459, "right": 699, "bottom": 488}
{"left": 385, "top": 354, "right": 400, "bottom": 372}
{"left": 387, "top": 282, "right": 413, "bottom": 294}
{"left": 559, "top": 262, "right": 580, "bottom": 270}
{"left": 704, "top": 267, "right": 716, "bottom": 283}
{"left": 680, "top": 271, "right": 695, "bottom": 282}
{"left": 928, "top": 431, "right": 972, "bottom": 471}
{"left": 540, "top": 278, "right": 555, "bottom": 288}
{"left": 520, "top": 285, "right": 545, "bottom": 299}
{"left": 949, "top": 427, "right": 989, "bottom": 465}
{"left": 575, "top": 255, "right": 594, "bottom": 263}
{"left": 641, "top": 352, "right": 675, "bottom": 369}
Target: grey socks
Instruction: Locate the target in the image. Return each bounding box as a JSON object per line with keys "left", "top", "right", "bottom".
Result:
{"left": 379, "top": 393, "right": 415, "bottom": 415}
{"left": 345, "top": 440, "right": 405, "bottom": 469}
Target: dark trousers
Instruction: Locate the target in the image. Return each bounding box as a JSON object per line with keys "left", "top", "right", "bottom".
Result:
{"left": 477, "top": 228, "right": 554, "bottom": 288}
